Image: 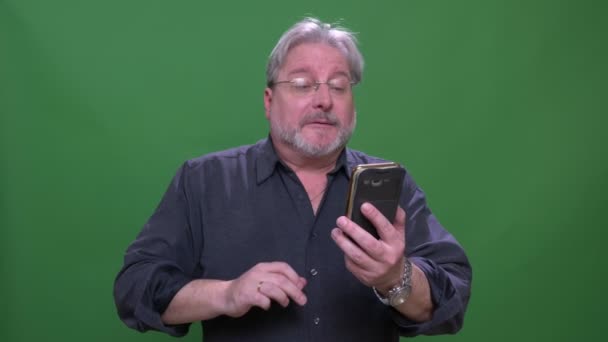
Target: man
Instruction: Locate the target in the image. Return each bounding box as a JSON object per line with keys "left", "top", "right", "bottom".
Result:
{"left": 114, "top": 18, "right": 472, "bottom": 341}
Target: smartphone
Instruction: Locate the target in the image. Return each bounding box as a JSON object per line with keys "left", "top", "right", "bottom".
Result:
{"left": 345, "top": 162, "right": 405, "bottom": 238}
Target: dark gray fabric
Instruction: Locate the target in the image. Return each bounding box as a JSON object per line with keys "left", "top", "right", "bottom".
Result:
{"left": 114, "top": 137, "right": 472, "bottom": 341}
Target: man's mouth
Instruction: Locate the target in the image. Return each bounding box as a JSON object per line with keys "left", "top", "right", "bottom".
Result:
{"left": 301, "top": 112, "right": 339, "bottom": 127}
{"left": 310, "top": 120, "right": 334, "bottom": 125}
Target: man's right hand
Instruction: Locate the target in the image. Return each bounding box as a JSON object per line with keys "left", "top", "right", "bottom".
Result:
{"left": 223, "top": 262, "right": 308, "bottom": 318}
{"left": 161, "top": 262, "right": 307, "bottom": 324}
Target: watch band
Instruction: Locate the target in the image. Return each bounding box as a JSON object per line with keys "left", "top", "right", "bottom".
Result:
{"left": 373, "top": 258, "right": 412, "bottom": 306}
{"left": 372, "top": 286, "right": 390, "bottom": 305}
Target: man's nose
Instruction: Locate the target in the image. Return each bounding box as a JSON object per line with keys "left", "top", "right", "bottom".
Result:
{"left": 311, "top": 83, "right": 333, "bottom": 111}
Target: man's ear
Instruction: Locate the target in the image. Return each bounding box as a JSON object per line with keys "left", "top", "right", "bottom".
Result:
{"left": 264, "top": 88, "right": 272, "bottom": 120}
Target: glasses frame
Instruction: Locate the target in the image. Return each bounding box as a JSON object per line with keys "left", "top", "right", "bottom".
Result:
{"left": 269, "top": 77, "right": 357, "bottom": 96}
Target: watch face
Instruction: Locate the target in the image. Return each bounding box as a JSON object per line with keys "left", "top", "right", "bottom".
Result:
{"left": 389, "top": 288, "right": 409, "bottom": 307}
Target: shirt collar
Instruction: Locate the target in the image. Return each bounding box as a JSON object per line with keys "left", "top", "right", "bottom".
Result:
{"left": 255, "top": 136, "right": 352, "bottom": 184}
{"left": 255, "top": 137, "right": 281, "bottom": 184}
{"left": 332, "top": 147, "right": 351, "bottom": 178}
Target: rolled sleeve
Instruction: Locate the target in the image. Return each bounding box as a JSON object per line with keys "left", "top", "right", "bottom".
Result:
{"left": 393, "top": 172, "right": 473, "bottom": 336}
{"left": 113, "top": 162, "right": 203, "bottom": 336}
{"left": 392, "top": 257, "right": 472, "bottom": 336}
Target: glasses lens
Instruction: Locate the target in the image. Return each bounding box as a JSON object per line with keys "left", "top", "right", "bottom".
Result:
{"left": 290, "top": 78, "right": 314, "bottom": 94}
{"left": 328, "top": 78, "right": 351, "bottom": 94}
{"left": 276, "top": 77, "right": 352, "bottom": 96}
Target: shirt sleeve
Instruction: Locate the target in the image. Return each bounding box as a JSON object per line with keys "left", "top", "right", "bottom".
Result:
{"left": 113, "top": 162, "right": 204, "bottom": 336}
{"left": 392, "top": 171, "right": 473, "bottom": 336}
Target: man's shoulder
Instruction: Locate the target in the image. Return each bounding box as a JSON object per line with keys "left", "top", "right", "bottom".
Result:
{"left": 345, "top": 147, "right": 413, "bottom": 180}
{"left": 346, "top": 148, "right": 420, "bottom": 196}
{"left": 345, "top": 147, "right": 392, "bottom": 166}
{"left": 183, "top": 139, "right": 266, "bottom": 171}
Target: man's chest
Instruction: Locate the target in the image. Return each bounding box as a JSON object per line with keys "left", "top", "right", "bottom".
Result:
{"left": 197, "top": 174, "right": 350, "bottom": 281}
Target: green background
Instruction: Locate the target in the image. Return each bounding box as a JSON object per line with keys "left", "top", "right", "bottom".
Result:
{"left": 1, "top": 0, "right": 606, "bottom": 341}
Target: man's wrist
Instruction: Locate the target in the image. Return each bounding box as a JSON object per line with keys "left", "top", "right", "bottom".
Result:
{"left": 376, "top": 258, "right": 407, "bottom": 295}
{"left": 373, "top": 258, "right": 413, "bottom": 307}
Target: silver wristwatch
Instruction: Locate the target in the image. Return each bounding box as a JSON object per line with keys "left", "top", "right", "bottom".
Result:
{"left": 373, "top": 258, "right": 412, "bottom": 307}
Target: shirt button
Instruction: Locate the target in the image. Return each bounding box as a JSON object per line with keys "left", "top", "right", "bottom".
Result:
{"left": 310, "top": 268, "right": 318, "bottom": 276}
{"left": 313, "top": 317, "right": 320, "bottom": 325}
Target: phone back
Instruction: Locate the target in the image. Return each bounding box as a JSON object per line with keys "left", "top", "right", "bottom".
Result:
{"left": 346, "top": 163, "right": 405, "bottom": 238}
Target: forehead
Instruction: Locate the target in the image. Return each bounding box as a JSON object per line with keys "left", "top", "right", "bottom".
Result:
{"left": 279, "top": 42, "right": 350, "bottom": 77}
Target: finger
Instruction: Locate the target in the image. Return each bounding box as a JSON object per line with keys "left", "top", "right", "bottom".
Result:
{"left": 344, "top": 256, "right": 376, "bottom": 287}
{"left": 297, "top": 277, "right": 307, "bottom": 290}
{"left": 253, "top": 291, "right": 272, "bottom": 310}
{"left": 251, "top": 262, "right": 307, "bottom": 305}
{"left": 331, "top": 227, "right": 376, "bottom": 269}
{"left": 394, "top": 206, "right": 406, "bottom": 234}
{"left": 335, "top": 216, "right": 384, "bottom": 260}
{"left": 257, "top": 281, "right": 290, "bottom": 307}
{"left": 263, "top": 273, "right": 308, "bottom": 306}
{"left": 360, "top": 202, "right": 397, "bottom": 241}
{"left": 258, "top": 262, "right": 302, "bottom": 285}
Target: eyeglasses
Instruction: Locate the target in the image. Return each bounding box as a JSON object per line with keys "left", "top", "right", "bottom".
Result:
{"left": 271, "top": 77, "right": 356, "bottom": 97}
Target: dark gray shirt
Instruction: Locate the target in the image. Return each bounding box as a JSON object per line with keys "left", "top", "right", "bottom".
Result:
{"left": 114, "top": 138, "right": 472, "bottom": 341}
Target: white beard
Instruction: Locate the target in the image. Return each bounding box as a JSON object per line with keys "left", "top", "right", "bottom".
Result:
{"left": 270, "top": 111, "right": 356, "bottom": 157}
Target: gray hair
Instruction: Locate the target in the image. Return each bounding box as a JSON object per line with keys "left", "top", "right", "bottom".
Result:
{"left": 266, "top": 17, "right": 364, "bottom": 87}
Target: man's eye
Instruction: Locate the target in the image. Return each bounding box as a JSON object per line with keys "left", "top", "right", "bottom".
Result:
{"left": 291, "top": 79, "right": 313, "bottom": 90}
{"left": 293, "top": 83, "right": 312, "bottom": 90}
{"left": 328, "top": 79, "right": 350, "bottom": 92}
{"left": 329, "top": 84, "right": 348, "bottom": 93}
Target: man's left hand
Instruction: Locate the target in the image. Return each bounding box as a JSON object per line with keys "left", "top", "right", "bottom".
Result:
{"left": 331, "top": 202, "right": 406, "bottom": 294}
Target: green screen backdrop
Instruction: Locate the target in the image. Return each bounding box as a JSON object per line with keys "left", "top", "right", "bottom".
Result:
{"left": 1, "top": 0, "right": 606, "bottom": 341}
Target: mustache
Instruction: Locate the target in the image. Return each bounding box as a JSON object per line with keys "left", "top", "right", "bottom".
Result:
{"left": 299, "top": 112, "right": 340, "bottom": 126}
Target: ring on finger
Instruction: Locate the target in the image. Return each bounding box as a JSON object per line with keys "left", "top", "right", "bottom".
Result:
{"left": 257, "top": 281, "right": 264, "bottom": 292}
